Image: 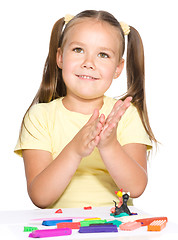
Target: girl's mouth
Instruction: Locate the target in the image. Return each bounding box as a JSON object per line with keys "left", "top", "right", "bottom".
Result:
{"left": 76, "top": 75, "right": 99, "bottom": 80}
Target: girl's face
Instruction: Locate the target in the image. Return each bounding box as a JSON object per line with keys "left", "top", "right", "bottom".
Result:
{"left": 57, "top": 19, "right": 124, "bottom": 100}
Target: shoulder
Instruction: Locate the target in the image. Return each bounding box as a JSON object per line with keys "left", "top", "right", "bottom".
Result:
{"left": 24, "top": 98, "right": 62, "bottom": 128}
{"left": 21, "top": 98, "right": 63, "bottom": 140}
{"left": 27, "top": 98, "right": 61, "bottom": 117}
{"left": 118, "top": 103, "right": 152, "bottom": 149}
{"left": 124, "top": 103, "right": 138, "bottom": 117}
{"left": 119, "top": 103, "right": 141, "bottom": 126}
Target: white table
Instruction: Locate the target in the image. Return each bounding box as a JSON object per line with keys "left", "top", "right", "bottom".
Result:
{"left": 0, "top": 206, "right": 178, "bottom": 240}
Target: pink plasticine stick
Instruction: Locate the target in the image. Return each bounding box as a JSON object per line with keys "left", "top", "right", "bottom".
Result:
{"left": 29, "top": 228, "right": 72, "bottom": 238}
{"left": 32, "top": 216, "right": 92, "bottom": 221}
{"left": 119, "top": 221, "right": 141, "bottom": 231}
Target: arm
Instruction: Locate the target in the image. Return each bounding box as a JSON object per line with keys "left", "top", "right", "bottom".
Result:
{"left": 23, "top": 146, "right": 81, "bottom": 209}
{"left": 98, "top": 142, "right": 147, "bottom": 198}
{"left": 23, "top": 109, "right": 103, "bottom": 208}
{"left": 97, "top": 97, "right": 148, "bottom": 198}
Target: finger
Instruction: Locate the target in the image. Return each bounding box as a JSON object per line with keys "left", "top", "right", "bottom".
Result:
{"left": 108, "top": 99, "right": 123, "bottom": 117}
{"left": 105, "top": 99, "right": 123, "bottom": 124}
{"left": 88, "top": 135, "right": 100, "bottom": 149}
{"left": 113, "top": 99, "right": 124, "bottom": 109}
{"left": 99, "top": 113, "right": 105, "bottom": 126}
{"left": 125, "top": 96, "right": 133, "bottom": 103}
{"left": 106, "top": 97, "right": 132, "bottom": 125}
{"left": 86, "top": 109, "right": 99, "bottom": 125}
{"left": 113, "top": 98, "right": 132, "bottom": 122}
{"left": 115, "top": 96, "right": 132, "bottom": 109}
{"left": 89, "top": 121, "right": 103, "bottom": 139}
{"left": 114, "top": 97, "right": 132, "bottom": 112}
{"left": 100, "top": 122, "right": 117, "bottom": 138}
{"left": 119, "top": 96, "right": 132, "bottom": 111}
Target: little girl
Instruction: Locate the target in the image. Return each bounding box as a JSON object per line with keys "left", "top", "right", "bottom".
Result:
{"left": 15, "top": 10, "right": 156, "bottom": 209}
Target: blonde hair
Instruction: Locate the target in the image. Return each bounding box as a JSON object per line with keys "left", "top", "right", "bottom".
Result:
{"left": 21, "top": 10, "right": 157, "bottom": 144}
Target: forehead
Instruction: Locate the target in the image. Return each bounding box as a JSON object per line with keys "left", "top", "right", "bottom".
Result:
{"left": 63, "top": 19, "right": 121, "bottom": 50}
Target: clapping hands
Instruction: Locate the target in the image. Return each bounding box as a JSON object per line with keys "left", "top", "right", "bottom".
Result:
{"left": 72, "top": 97, "right": 132, "bottom": 158}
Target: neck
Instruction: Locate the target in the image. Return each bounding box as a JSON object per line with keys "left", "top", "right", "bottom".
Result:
{"left": 62, "top": 95, "right": 104, "bottom": 114}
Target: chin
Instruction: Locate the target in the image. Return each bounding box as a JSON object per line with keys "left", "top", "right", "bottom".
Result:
{"left": 78, "top": 93, "right": 104, "bottom": 100}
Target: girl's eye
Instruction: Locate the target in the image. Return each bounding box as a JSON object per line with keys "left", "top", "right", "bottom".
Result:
{"left": 98, "top": 52, "right": 109, "bottom": 58}
{"left": 73, "top": 48, "right": 84, "bottom": 53}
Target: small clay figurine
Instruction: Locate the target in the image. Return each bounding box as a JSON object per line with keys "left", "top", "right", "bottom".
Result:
{"left": 110, "top": 190, "right": 123, "bottom": 213}
{"left": 113, "top": 200, "right": 122, "bottom": 215}
{"left": 113, "top": 192, "right": 131, "bottom": 216}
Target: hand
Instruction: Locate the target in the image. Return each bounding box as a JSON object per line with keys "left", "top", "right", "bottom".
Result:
{"left": 97, "top": 96, "right": 132, "bottom": 149}
{"left": 71, "top": 109, "right": 104, "bottom": 158}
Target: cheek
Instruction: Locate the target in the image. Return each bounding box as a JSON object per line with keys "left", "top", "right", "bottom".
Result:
{"left": 101, "top": 64, "right": 116, "bottom": 79}
{"left": 62, "top": 56, "right": 76, "bottom": 74}
{"left": 99, "top": 66, "right": 114, "bottom": 88}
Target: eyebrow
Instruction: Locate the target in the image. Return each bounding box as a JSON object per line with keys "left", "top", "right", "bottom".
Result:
{"left": 69, "top": 41, "right": 115, "bottom": 55}
{"left": 99, "top": 47, "right": 115, "bottom": 55}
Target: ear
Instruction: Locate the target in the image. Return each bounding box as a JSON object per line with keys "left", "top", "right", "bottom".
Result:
{"left": 56, "top": 48, "right": 63, "bottom": 69}
{"left": 114, "top": 58, "right": 125, "bottom": 79}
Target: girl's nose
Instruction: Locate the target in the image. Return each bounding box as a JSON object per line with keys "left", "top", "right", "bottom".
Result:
{"left": 81, "top": 55, "right": 95, "bottom": 70}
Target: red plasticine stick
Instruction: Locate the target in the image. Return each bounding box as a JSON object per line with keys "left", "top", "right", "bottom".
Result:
{"left": 136, "top": 217, "right": 168, "bottom": 226}
{"left": 84, "top": 206, "right": 92, "bottom": 210}
{"left": 57, "top": 222, "right": 81, "bottom": 229}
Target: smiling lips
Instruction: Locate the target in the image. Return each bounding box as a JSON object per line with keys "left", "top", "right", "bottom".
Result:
{"left": 76, "top": 74, "right": 99, "bottom": 80}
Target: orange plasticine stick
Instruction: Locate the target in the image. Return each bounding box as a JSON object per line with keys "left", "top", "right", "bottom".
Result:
{"left": 147, "top": 220, "right": 167, "bottom": 231}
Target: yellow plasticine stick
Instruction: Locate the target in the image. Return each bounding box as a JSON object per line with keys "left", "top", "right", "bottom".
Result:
{"left": 84, "top": 218, "right": 101, "bottom": 221}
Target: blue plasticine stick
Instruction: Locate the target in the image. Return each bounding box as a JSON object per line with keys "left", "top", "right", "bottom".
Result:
{"left": 42, "top": 219, "right": 72, "bottom": 226}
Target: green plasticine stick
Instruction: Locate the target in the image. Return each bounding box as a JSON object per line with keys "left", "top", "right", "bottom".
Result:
{"left": 24, "top": 226, "right": 38, "bottom": 232}
{"left": 80, "top": 219, "right": 107, "bottom": 227}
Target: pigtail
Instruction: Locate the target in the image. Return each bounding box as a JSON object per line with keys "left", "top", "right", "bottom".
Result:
{"left": 125, "top": 26, "right": 157, "bottom": 143}
{"left": 126, "top": 26, "right": 144, "bottom": 109}
{"left": 19, "top": 18, "right": 66, "bottom": 138}
{"left": 33, "top": 17, "right": 65, "bottom": 104}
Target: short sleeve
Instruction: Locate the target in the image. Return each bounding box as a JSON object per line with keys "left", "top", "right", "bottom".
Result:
{"left": 14, "top": 104, "right": 52, "bottom": 157}
{"left": 117, "top": 104, "right": 152, "bottom": 150}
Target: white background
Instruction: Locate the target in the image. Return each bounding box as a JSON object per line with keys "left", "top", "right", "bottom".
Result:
{"left": 1, "top": 0, "right": 178, "bottom": 224}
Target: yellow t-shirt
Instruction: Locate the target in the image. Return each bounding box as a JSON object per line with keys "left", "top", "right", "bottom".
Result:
{"left": 14, "top": 96, "right": 152, "bottom": 208}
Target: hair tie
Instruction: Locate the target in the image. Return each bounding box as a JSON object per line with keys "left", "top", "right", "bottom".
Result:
{"left": 64, "top": 14, "right": 130, "bottom": 35}
{"left": 119, "top": 22, "right": 130, "bottom": 35}
{"left": 64, "top": 14, "right": 74, "bottom": 24}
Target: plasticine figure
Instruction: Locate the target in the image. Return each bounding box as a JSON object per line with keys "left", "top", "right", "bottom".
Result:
{"left": 110, "top": 189, "right": 123, "bottom": 213}
{"left": 113, "top": 193, "right": 131, "bottom": 216}
{"left": 115, "top": 189, "right": 123, "bottom": 207}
